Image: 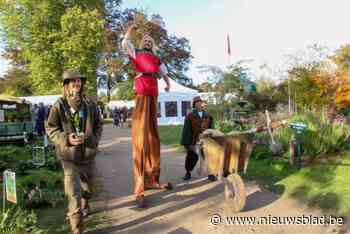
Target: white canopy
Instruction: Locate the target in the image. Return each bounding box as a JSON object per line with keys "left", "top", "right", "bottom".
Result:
{"left": 21, "top": 95, "right": 61, "bottom": 106}
{"left": 108, "top": 100, "right": 134, "bottom": 109}
{"left": 158, "top": 79, "right": 198, "bottom": 102}
{"left": 159, "top": 78, "right": 198, "bottom": 94}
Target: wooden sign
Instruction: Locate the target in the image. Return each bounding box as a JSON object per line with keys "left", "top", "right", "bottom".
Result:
{"left": 4, "top": 170, "right": 17, "bottom": 204}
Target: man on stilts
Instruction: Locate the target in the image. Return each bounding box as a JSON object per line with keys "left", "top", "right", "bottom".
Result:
{"left": 122, "top": 23, "right": 173, "bottom": 208}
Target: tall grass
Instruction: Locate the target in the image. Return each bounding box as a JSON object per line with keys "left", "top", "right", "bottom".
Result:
{"left": 275, "top": 112, "right": 350, "bottom": 159}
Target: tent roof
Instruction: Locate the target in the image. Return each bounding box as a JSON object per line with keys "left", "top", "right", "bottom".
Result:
{"left": 108, "top": 100, "right": 134, "bottom": 109}
{"left": 158, "top": 78, "right": 198, "bottom": 94}
{"left": 0, "top": 95, "right": 30, "bottom": 104}
{"left": 20, "top": 95, "right": 61, "bottom": 106}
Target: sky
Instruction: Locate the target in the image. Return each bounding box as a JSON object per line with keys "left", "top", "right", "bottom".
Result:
{"left": 1, "top": 0, "right": 350, "bottom": 84}
{"left": 122, "top": 0, "right": 350, "bottom": 83}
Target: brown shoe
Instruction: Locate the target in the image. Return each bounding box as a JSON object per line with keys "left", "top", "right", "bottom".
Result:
{"left": 82, "top": 208, "right": 89, "bottom": 217}
{"left": 146, "top": 182, "right": 173, "bottom": 190}
{"left": 160, "top": 182, "right": 173, "bottom": 190}
{"left": 81, "top": 198, "right": 90, "bottom": 217}
{"left": 71, "top": 229, "right": 82, "bottom": 234}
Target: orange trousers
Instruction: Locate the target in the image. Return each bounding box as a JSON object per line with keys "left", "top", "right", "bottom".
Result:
{"left": 132, "top": 95, "right": 161, "bottom": 197}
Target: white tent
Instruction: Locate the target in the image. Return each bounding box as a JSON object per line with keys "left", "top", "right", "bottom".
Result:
{"left": 21, "top": 95, "right": 61, "bottom": 106}
{"left": 108, "top": 79, "right": 199, "bottom": 125}
{"left": 158, "top": 78, "right": 198, "bottom": 125}
{"left": 107, "top": 100, "right": 134, "bottom": 109}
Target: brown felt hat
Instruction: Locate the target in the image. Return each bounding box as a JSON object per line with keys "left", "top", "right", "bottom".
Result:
{"left": 192, "top": 96, "right": 203, "bottom": 108}
{"left": 62, "top": 69, "right": 86, "bottom": 85}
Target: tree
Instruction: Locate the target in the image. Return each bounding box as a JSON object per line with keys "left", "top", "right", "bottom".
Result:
{"left": 97, "top": 0, "right": 125, "bottom": 102}
{"left": 0, "top": 68, "right": 32, "bottom": 96}
{"left": 60, "top": 5, "right": 106, "bottom": 95}
{"left": 245, "top": 76, "right": 283, "bottom": 111}
{"left": 332, "top": 44, "right": 350, "bottom": 73}
{"left": 115, "top": 79, "right": 134, "bottom": 100}
{"left": 279, "top": 44, "right": 345, "bottom": 111}
{"left": 197, "top": 82, "right": 212, "bottom": 92}
{"left": 283, "top": 60, "right": 343, "bottom": 111}
{"left": 197, "top": 62, "right": 254, "bottom": 121}
{"left": 0, "top": 46, "right": 32, "bottom": 96}
{"left": 199, "top": 62, "right": 252, "bottom": 101}
{"left": 283, "top": 44, "right": 331, "bottom": 71}
{"left": 197, "top": 64, "right": 225, "bottom": 85}
{"left": 0, "top": 0, "right": 115, "bottom": 95}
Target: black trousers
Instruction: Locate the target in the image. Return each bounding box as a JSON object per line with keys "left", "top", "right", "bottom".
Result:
{"left": 185, "top": 149, "right": 199, "bottom": 172}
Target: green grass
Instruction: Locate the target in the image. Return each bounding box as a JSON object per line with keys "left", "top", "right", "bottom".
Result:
{"left": 36, "top": 202, "right": 108, "bottom": 233}
{"left": 246, "top": 154, "right": 350, "bottom": 220}
{"left": 158, "top": 125, "right": 183, "bottom": 147}
{"left": 103, "top": 118, "right": 113, "bottom": 124}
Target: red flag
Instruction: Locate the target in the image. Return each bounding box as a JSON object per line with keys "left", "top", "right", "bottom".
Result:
{"left": 227, "top": 33, "right": 231, "bottom": 56}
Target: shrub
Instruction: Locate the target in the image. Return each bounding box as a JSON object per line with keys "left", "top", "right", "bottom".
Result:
{"left": 44, "top": 155, "right": 62, "bottom": 172}
{"left": 0, "top": 207, "right": 47, "bottom": 233}
{"left": 0, "top": 145, "right": 33, "bottom": 175}
{"left": 275, "top": 112, "right": 350, "bottom": 159}
{"left": 251, "top": 144, "right": 274, "bottom": 160}
{"left": 216, "top": 121, "right": 235, "bottom": 133}
{"left": 18, "top": 169, "right": 64, "bottom": 209}
{"left": 216, "top": 120, "right": 255, "bottom": 134}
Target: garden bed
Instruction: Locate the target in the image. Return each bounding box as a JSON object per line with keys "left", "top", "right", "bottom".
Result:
{"left": 0, "top": 139, "right": 67, "bottom": 233}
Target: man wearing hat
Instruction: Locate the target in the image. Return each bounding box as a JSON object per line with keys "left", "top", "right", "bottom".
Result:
{"left": 46, "top": 69, "right": 103, "bottom": 234}
{"left": 181, "top": 96, "right": 214, "bottom": 181}
{"left": 122, "top": 23, "right": 172, "bottom": 208}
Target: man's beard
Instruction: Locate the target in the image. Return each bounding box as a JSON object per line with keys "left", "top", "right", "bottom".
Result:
{"left": 66, "top": 90, "right": 82, "bottom": 110}
{"left": 143, "top": 47, "right": 152, "bottom": 52}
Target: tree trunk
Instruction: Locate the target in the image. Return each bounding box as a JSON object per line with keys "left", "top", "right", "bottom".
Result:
{"left": 107, "top": 74, "right": 111, "bottom": 103}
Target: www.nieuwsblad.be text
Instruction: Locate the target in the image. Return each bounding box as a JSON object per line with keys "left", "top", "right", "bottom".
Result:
{"left": 209, "top": 214, "right": 344, "bottom": 226}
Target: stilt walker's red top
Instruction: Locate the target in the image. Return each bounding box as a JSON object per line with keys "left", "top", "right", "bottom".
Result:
{"left": 122, "top": 38, "right": 168, "bottom": 96}
{"left": 131, "top": 50, "right": 161, "bottom": 96}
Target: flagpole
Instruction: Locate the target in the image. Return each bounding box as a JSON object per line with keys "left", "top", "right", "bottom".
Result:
{"left": 226, "top": 33, "right": 231, "bottom": 68}
{"left": 288, "top": 78, "right": 291, "bottom": 114}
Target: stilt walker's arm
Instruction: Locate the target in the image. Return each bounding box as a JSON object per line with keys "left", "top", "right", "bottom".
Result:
{"left": 162, "top": 73, "right": 171, "bottom": 92}
{"left": 122, "top": 24, "right": 137, "bottom": 59}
